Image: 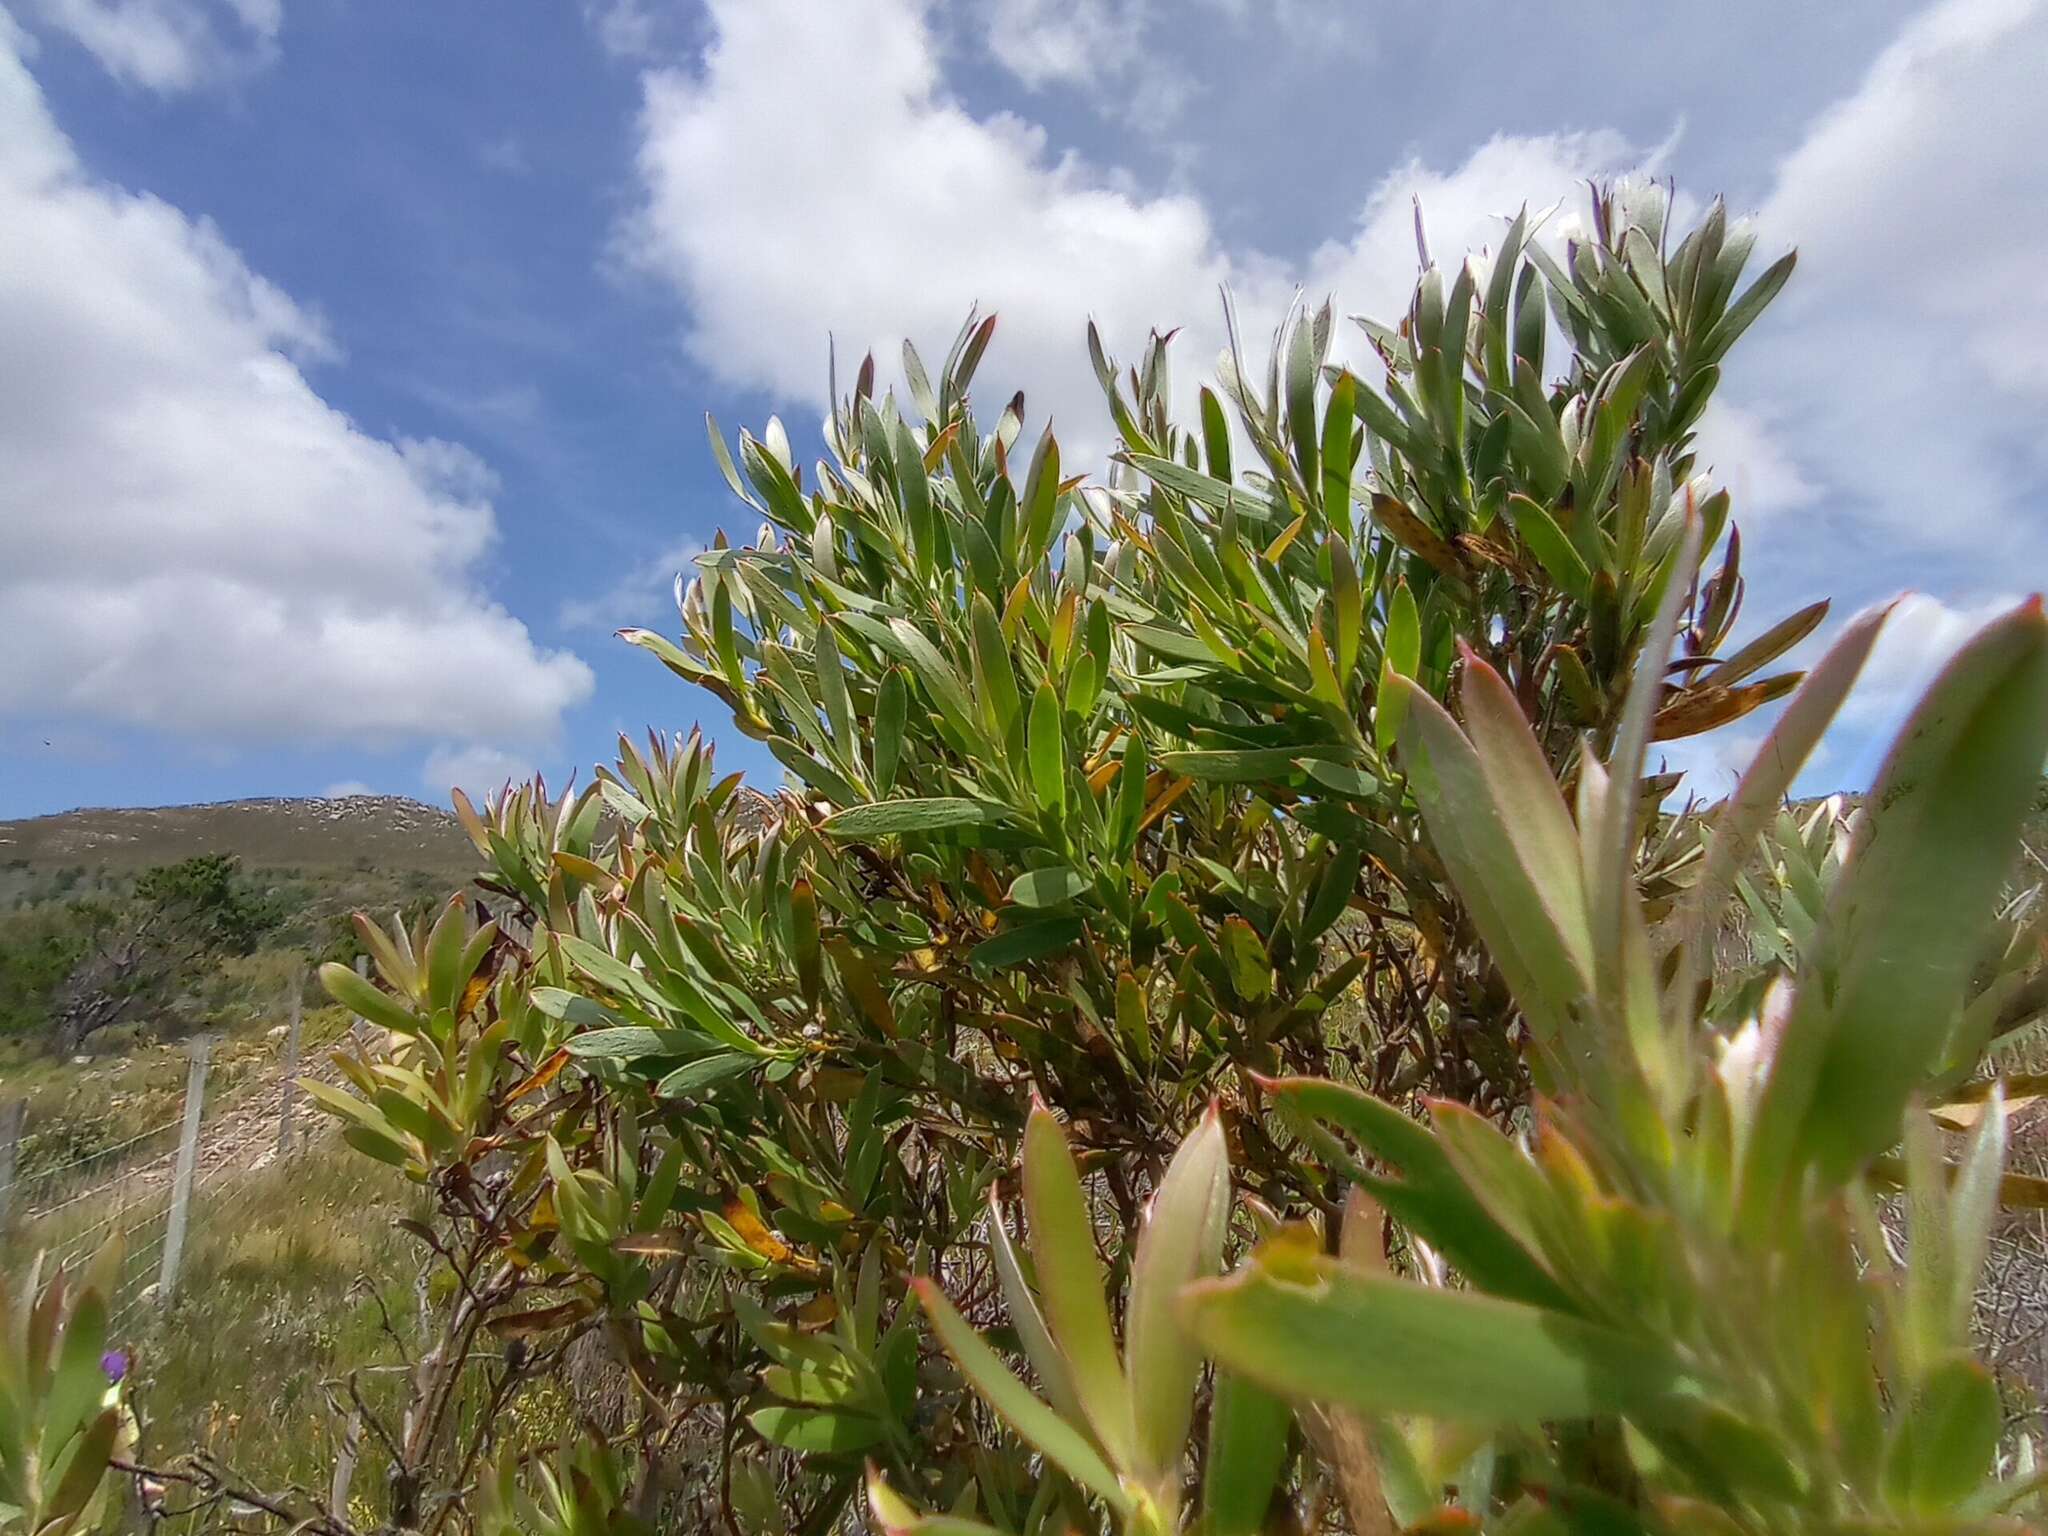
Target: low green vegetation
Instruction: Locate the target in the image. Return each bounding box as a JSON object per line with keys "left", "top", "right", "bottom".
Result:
{"left": 115, "top": 1153, "right": 423, "bottom": 1510}
{"left": 0, "top": 800, "right": 475, "bottom": 1176}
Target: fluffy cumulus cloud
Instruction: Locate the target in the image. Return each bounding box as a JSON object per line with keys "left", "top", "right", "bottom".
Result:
{"left": 1299, "top": 131, "right": 1641, "bottom": 336}
{"left": 624, "top": 0, "right": 1236, "bottom": 457}
{"left": 27, "top": 0, "right": 279, "bottom": 92}
{"left": 1841, "top": 589, "right": 2028, "bottom": 731}
{"left": 420, "top": 743, "right": 544, "bottom": 800}
{"left": 1654, "top": 727, "right": 1777, "bottom": 805}
{"left": 0, "top": 25, "right": 592, "bottom": 774}
{"left": 1734, "top": 0, "right": 2048, "bottom": 590}
{"left": 1653, "top": 589, "right": 2032, "bottom": 801}
{"left": 979, "top": 0, "right": 1146, "bottom": 90}
{"left": 1649, "top": 0, "right": 2048, "bottom": 794}
{"left": 623, "top": 0, "right": 1635, "bottom": 465}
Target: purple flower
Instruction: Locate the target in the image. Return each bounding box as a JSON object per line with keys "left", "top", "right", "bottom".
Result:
{"left": 101, "top": 1350, "right": 127, "bottom": 1383}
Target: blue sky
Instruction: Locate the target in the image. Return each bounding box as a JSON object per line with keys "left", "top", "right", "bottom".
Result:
{"left": 2, "top": 0, "right": 2044, "bottom": 818}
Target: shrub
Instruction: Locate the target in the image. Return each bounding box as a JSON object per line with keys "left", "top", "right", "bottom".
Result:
{"left": 80, "top": 181, "right": 2015, "bottom": 1535}
{"left": 306, "top": 183, "right": 1821, "bottom": 1531}
{"left": 891, "top": 593, "right": 2048, "bottom": 1533}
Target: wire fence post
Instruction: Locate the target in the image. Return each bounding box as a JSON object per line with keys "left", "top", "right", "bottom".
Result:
{"left": 157, "top": 1034, "right": 212, "bottom": 1304}
{"left": 278, "top": 970, "right": 305, "bottom": 1158}
{"left": 0, "top": 1098, "right": 24, "bottom": 1235}
{"left": 329, "top": 1406, "right": 363, "bottom": 1523}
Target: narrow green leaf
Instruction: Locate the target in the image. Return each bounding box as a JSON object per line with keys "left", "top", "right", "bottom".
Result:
{"left": 1885, "top": 1352, "right": 2000, "bottom": 1512}
{"left": 1008, "top": 867, "right": 1089, "bottom": 909}
{"left": 41, "top": 1285, "right": 107, "bottom": 1462}
{"left": 1115, "top": 970, "right": 1152, "bottom": 1067}
{"left": 972, "top": 917, "right": 1083, "bottom": 970}
{"left": 1701, "top": 250, "right": 1796, "bottom": 365}
{"left": 656, "top": 1053, "right": 756, "bottom": 1101}
{"left": 915, "top": 1279, "right": 1130, "bottom": 1513}
{"left": 1397, "top": 680, "right": 1587, "bottom": 1047}
{"left": 1200, "top": 386, "right": 1233, "bottom": 481}
{"left": 1748, "top": 600, "right": 2048, "bottom": 1199}
{"left": 706, "top": 412, "right": 758, "bottom": 508}
{"left": 873, "top": 667, "right": 909, "bottom": 792}
{"left": 565, "top": 1026, "right": 713, "bottom": 1061}
{"left": 971, "top": 593, "right": 1022, "bottom": 740}
{"left": 1329, "top": 536, "right": 1362, "bottom": 682}
{"left": 1128, "top": 1108, "right": 1228, "bottom": 1486}
{"left": 1021, "top": 428, "right": 1063, "bottom": 559}
{"left": 41, "top": 1408, "right": 118, "bottom": 1524}
{"left": 1320, "top": 371, "right": 1357, "bottom": 530}
{"left": 814, "top": 625, "right": 857, "bottom": 765}
{"left": 986, "top": 1189, "right": 1085, "bottom": 1425}
{"left": 1202, "top": 1368, "right": 1293, "bottom": 1536}
{"left": 1701, "top": 599, "right": 1830, "bottom": 689}
{"left": 320, "top": 961, "right": 417, "bottom": 1036}
{"left": 1286, "top": 313, "right": 1321, "bottom": 499}
{"left": 1376, "top": 580, "right": 1420, "bottom": 759}
{"left": 823, "top": 798, "right": 1011, "bottom": 838}
{"left": 1507, "top": 494, "right": 1591, "bottom": 599}
{"left": 1185, "top": 1258, "right": 1678, "bottom": 1426}
{"left": 790, "top": 876, "right": 822, "bottom": 1006}
{"left": 1220, "top": 917, "right": 1273, "bottom": 1002}
{"left": 1028, "top": 682, "right": 1065, "bottom": 817}
{"left": 1298, "top": 759, "right": 1378, "bottom": 800}
{"left": 1267, "top": 1076, "right": 1574, "bottom": 1310}
{"left": 1673, "top": 604, "right": 1887, "bottom": 990}
{"left": 1160, "top": 747, "right": 1315, "bottom": 783}
{"left": 1021, "top": 1104, "right": 1133, "bottom": 1466}
{"left": 749, "top": 1405, "right": 885, "bottom": 1455}
{"left": 1459, "top": 655, "right": 1592, "bottom": 977}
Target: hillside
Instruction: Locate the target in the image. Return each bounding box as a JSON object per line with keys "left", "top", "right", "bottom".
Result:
{"left": 0, "top": 793, "right": 476, "bottom": 882}
{"left": 0, "top": 796, "right": 488, "bottom": 1063}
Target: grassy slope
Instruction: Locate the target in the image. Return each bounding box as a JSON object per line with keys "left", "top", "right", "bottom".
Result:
{"left": 0, "top": 795, "right": 486, "bottom": 1166}
{"left": 0, "top": 798, "right": 545, "bottom": 1526}
{"left": 0, "top": 795, "right": 476, "bottom": 883}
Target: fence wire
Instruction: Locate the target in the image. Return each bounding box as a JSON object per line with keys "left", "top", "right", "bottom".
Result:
{"left": 3, "top": 1001, "right": 358, "bottom": 1324}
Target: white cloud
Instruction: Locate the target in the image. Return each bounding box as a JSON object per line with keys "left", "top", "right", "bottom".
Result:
{"left": 560, "top": 537, "right": 705, "bottom": 631}
{"left": 1686, "top": 401, "right": 1820, "bottom": 519}
{"left": 581, "top": 0, "right": 679, "bottom": 60}
{"left": 478, "top": 135, "right": 531, "bottom": 176}
{"left": 1300, "top": 132, "right": 1640, "bottom": 336}
{"left": 967, "top": 0, "right": 1194, "bottom": 138}
{"left": 1734, "top": 0, "right": 2048, "bottom": 580}
{"left": 26, "top": 0, "right": 279, "bottom": 92}
{"left": 980, "top": 0, "right": 1146, "bottom": 90}
{"left": 1841, "top": 590, "right": 2026, "bottom": 732}
{"left": 1656, "top": 727, "right": 1772, "bottom": 805}
{"left": 1635, "top": 0, "right": 2048, "bottom": 795}
{"left": 321, "top": 779, "right": 374, "bottom": 799}
{"left": 1199, "top": 0, "right": 1371, "bottom": 56}
{"left": 623, "top": 0, "right": 1634, "bottom": 469}
{"left": 421, "top": 743, "right": 541, "bottom": 799}
{"left": 1661, "top": 591, "right": 2027, "bottom": 803}
{"left": 0, "top": 29, "right": 593, "bottom": 778}
{"left": 623, "top": 0, "right": 1238, "bottom": 459}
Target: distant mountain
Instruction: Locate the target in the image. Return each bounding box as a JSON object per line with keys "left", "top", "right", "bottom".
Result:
{"left": 0, "top": 795, "right": 478, "bottom": 882}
